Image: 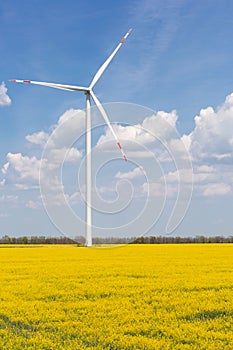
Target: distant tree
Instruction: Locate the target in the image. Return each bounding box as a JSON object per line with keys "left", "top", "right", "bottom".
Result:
{"left": 1, "top": 234, "right": 233, "bottom": 245}
{"left": 22, "top": 236, "right": 28, "bottom": 244}
{"left": 1, "top": 235, "right": 11, "bottom": 244}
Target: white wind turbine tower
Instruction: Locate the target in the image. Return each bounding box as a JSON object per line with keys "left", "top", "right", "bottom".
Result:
{"left": 10, "top": 29, "right": 132, "bottom": 247}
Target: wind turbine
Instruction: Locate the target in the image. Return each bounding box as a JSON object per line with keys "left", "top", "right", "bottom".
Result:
{"left": 10, "top": 29, "right": 132, "bottom": 247}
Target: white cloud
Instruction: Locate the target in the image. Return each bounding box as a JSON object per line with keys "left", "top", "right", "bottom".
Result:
{"left": 202, "top": 183, "right": 231, "bottom": 197}
{"left": 1, "top": 162, "right": 9, "bottom": 175}
{"left": 2, "top": 153, "right": 41, "bottom": 190}
{"left": 161, "top": 164, "right": 233, "bottom": 198}
{"left": 141, "top": 182, "right": 164, "bottom": 197}
{"left": 57, "top": 108, "right": 83, "bottom": 126}
{"left": 115, "top": 166, "right": 144, "bottom": 179}
{"left": 3, "top": 92, "right": 233, "bottom": 208}
{"left": 26, "top": 200, "right": 40, "bottom": 209}
{"left": 48, "top": 147, "right": 82, "bottom": 164}
{"left": 184, "top": 93, "right": 233, "bottom": 162}
{"left": 143, "top": 110, "right": 178, "bottom": 131}
{"left": 0, "top": 82, "right": 11, "bottom": 106}
{"left": 49, "top": 108, "right": 85, "bottom": 149}
{"left": 97, "top": 110, "right": 179, "bottom": 148}
{"left": 163, "top": 167, "right": 222, "bottom": 186}
{"left": 68, "top": 191, "right": 82, "bottom": 205}
{"left": 97, "top": 123, "right": 152, "bottom": 148}
{"left": 2, "top": 108, "right": 85, "bottom": 196}
{"left": 26, "top": 109, "right": 85, "bottom": 150}
{"left": 163, "top": 169, "right": 193, "bottom": 184}
{"left": 26, "top": 131, "right": 49, "bottom": 146}
{"left": 181, "top": 134, "right": 192, "bottom": 153}
{"left": 6, "top": 153, "right": 40, "bottom": 181}
{"left": 196, "top": 165, "right": 215, "bottom": 173}
{"left": 141, "top": 180, "right": 181, "bottom": 199}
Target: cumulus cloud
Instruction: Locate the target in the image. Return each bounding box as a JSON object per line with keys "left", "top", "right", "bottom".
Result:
{"left": 0, "top": 82, "right": 11, "bottom": 106}
{"left": 3, "top": 91, "right": 233, "bottom": 207}
{"left": 184, "top": 93, "right": 233, "bottom": 162}
{"left": 169, "top": 93, "right": 233, "bottom": 197}
{"left": 25, "top": 200, "right": 41, "bottom": 209}
{"left": 141, "top": 182, "right": 165, "bottom": 197}
{"left": 26, "top": 109, "right": 85, "bottom": 150}
{"left": 49, "top": 108, "right": 85, "bottom": 149}
{"left": 115, "top": 166, "right": 144, "bottom": 179}
{"left": 26, "top": 131, "right": 49, "bottom": 146}
{"left": 161, "top": 162, "right": 233, "bottom": 197}
{"left": 95, "top": 109, "right": 187, "bottom": 167}
{"left": 97, "top": 110, "right": 179, "bottom": 149}
{"left": 6, "top": 153, "right": 40, "bottom": 181}
{"left": 2, "top": 108, "right": 84, "bottom": 196}
{"left": 2, "top": 153, "right": 41, "bottom": 189}
{"left": 47, "top": 147, "right": 82, "bottom": 164}
{"left": 202, "top": 183, "right": 231, "bottom": 197}
{"left": 1, "top": 162, "right": 9, "bottom": 175}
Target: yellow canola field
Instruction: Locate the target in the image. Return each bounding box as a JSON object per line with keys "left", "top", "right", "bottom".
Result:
{"left": 0, "top": 244, "right": 233, "bottom": 349}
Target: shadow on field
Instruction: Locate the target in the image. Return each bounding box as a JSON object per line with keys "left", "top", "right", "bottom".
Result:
{"left": 0, "top": 313, "right": 34, "bottom": 332}
{"left": 182, "top": 310, "right": 233, "bottom": 322}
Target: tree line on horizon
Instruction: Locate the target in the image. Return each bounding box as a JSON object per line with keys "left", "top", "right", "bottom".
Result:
{"left": 0, "top": 235, "right": 233, "bottom": 244}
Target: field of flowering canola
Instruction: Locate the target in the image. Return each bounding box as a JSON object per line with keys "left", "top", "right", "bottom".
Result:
{"left": 0, "top": 244, "right": 233, "bottom": 349}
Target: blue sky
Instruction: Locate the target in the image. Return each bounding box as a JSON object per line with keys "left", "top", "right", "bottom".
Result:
{"left": 1, "top": 0, "right": 233, "bottom": 238}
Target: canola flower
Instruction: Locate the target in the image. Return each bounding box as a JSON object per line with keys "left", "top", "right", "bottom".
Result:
{"left": 0, "top": 244, "right": 233, "bottom": 349}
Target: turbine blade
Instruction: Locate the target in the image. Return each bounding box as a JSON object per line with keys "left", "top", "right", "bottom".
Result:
{"left": 89, "top": 29, "right": 132, "bottom": 90}
{"left": 9, "top": 79, "right": 88, "bottom": 92}
{"left": 90, "top": 91, "right": 127, "bottom": 161}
